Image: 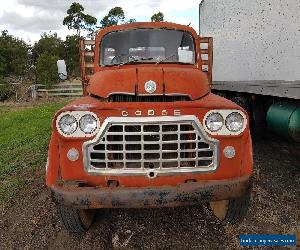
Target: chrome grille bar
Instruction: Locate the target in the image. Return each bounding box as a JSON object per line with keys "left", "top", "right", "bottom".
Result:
{"left": 83, "top": 116, "right": 219, "bottom": 177}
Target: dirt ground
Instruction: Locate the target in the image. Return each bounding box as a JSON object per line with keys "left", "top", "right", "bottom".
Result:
{"left": 0, "top": 134, "right": 299, "bottom": 250}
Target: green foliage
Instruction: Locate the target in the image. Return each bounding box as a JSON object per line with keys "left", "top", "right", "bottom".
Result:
{"left": 63, "top": 35, "right": 80, "bottom": 76}
{"left": 100, "top": 7, "right": 125, "bottom": 28}
{"left": 0, "top": 83, "right": 14, "bottom": 101}
{"left": 126, "top": 18, "right": 136, "bottom": 24}
{"left": 0, "top": 30, "right": 30, "bottom": 78}
{"left": 32, "top": 32, "right": 64, "bottom": 64}
{"left": 151, "top": 12, "right": 165, "bottom": 22}
{"left": 63, "top": 2, "right": 97, "bottom": 36}
{"left": 36, "top": 53, "right": 59, "bottom": 87}
{"left": 32, "top": 32, "right": 81, "bottom": 79}
{"left": 0, "top": 102, "right": 66, "bottom": 203}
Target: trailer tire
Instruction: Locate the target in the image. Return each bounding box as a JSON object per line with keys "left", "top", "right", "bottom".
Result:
{"left": 251, "top": 99, "right": 266, "bottom": 140}
{"left": 209, "top": 194, "right": 250, "bottom": 224}
{"left": 57, "top": 205, "right": 95, "bottom": 233}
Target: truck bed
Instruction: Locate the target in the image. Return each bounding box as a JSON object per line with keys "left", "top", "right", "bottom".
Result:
{"left": 212, "top": 81, "right": 300, "bottom": 100}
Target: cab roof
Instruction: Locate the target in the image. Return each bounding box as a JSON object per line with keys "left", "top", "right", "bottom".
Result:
{"left": 95, "top": 22, "right": 198, "bottom": 41}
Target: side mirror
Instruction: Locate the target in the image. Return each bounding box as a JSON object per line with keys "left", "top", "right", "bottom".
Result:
{"left": 57, "top": 60, "right": 68, "bottom": 80}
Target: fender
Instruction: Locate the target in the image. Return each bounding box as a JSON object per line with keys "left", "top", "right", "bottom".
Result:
{"left": 46, "top": 132, "right": 60, "bottom": 187}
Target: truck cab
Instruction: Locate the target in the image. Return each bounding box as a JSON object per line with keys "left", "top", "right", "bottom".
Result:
{"left": 47, "top": 22, "right": 253, "bottom": 232}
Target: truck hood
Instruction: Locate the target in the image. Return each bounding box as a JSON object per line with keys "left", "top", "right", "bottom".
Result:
{"left": 87, "top": 67, "right": 210, "bottom": 100}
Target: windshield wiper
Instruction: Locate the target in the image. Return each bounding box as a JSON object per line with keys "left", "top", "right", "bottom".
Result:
{"left": 135, "top": 57, "right": 154, "bottom": 62}
{"left": 156, "top": 53, "right": 178, "bottom": 64}
{"left": 119, "top": 57, "right": 154, "bottom": 66}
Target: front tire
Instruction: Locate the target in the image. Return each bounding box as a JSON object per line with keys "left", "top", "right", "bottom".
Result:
{"left": 209, "top": 195, "right": 251, "bottom": 224}
{"left": 57, "top": 205, "right": 95, "bottom": 233}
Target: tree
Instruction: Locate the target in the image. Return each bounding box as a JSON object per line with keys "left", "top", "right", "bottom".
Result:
{"left": 31, "top": 32, "right": 64, "bottom": 64}
{"left": 63, "top": 35, "right": 80, "bottom": 76}
{"left": 126, "top": 18, "right": 136, "bottom": 24}
{"left": 63, "top": 2, "right": 97, "bottom": 36}
{"left": 36, "top": 53, "right": 59, "bottom": 87}
{"left": 32, "top": 33, "right": 64, "bottom": 85}
{"left": 151, "top": 12, "right": 164, "bottom": 22}
{"left": 0, "top": 30, "right": 30, "bottom": 78}
{"left": 100, "top": 7, "right": 125, "bottom": 28}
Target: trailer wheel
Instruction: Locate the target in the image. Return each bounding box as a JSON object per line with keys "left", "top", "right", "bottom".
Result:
{"left": 230, "top": 96, "right": 251, "bottom": 115}
{"left": 57, "top": 205, "right": 95, "bottom": 233}
{"left": 209, "top": 195, "right": 250, "bottom": 224}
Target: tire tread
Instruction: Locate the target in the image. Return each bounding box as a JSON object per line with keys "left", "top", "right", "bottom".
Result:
{"left": 223, "top": 195, "right": 250, "bottom": 224}
{"left": 57, "top": 206, "right": 91, "bottom": 233}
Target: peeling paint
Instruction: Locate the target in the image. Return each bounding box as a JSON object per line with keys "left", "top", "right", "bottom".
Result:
{"left": 50, "top": 175, "right": 252, "bottom": 209}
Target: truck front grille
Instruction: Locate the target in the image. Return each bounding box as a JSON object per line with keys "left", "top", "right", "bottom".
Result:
{"left": 108, "top": 94, "right": 190, "bottom": 102}
{"left": 83, "top": 116, "right": 219, "bottom": 177}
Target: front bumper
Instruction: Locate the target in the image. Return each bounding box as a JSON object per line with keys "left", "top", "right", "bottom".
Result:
{"left": 51, "top": 175, "right": 252, "bottom": 209}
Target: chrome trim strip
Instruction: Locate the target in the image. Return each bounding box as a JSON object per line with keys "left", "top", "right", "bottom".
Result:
{"left": 83, "top": 116, "right": 219, "bottom": 177}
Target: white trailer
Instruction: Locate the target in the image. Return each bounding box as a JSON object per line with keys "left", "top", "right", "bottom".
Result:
{"left": 199, "top": 0, "right": 300, "bottom": 141}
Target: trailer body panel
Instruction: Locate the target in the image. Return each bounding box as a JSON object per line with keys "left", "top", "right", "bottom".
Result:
{"left": 200, "top": 0, "right": 300, "bottom": 99}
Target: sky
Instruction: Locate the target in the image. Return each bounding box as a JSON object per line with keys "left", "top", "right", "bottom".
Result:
{"left": 0, "top": 0, "right": 200, "bottom": 43}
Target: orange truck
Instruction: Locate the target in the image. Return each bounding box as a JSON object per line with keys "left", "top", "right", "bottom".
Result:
{"left": 46, "top": 22, "right": 253, "bottom": 232}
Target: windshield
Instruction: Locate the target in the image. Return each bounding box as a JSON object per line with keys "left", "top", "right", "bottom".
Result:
{"left": 100, "top": 29, "right": 195, "bottom": 66}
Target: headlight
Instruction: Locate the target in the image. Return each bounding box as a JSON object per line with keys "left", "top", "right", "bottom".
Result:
{"left": 56, "top": 111, "right": 99, "bottom": 137}
{"left": 58, "top": 114, "right": 77, "bottom": 135}
{"left": 225, "top": 112, "right": 244, "bottom": 132}
{"left": 205, "top": 112, "right": 224, "bottom": 132}
{"left": 203, "top": 110, "right": 247, "bottom": 135}
{"left": 79, "top": 114, "right": 98, "bottom": 134}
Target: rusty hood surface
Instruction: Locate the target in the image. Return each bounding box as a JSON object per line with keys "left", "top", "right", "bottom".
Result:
{"left": 87, "top": 67, "right": 210, "bottom": 100}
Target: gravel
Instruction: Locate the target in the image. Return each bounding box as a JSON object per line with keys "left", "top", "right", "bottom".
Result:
{"left": 0, "top": 134, "right": 299, "bottom": 250}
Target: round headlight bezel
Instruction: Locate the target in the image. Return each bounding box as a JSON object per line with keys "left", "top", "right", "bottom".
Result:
{"left": 56, "top": 111, "right": 99, "bottom": 137}
{"left": 205, "top": 112, "right": 224, "bottom": 132}
{"left": 225, "top": 112, "right": 245, "bottom": 132}
{"left": 79, "top": 114, "right": 98, "bottom": 134}
{"left": 58, "top": 114, "right": 77, "bottom": 135}
{"left": 203, "top": 110, "right": 247, "bottom": 135}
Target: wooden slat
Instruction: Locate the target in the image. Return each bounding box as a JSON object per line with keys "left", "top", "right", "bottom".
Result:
{"left": 199, "top": 37, "right": 213, "bottom": 83}
{"left": 84, "top": 40, "right": 95, "bottom": 45}
{"left": 38, "top": 92, "right": 83, "bottom": 97}
{"left": 38, "top": 88, "right": 83, "bottom": 92}
{"left": 85, "top": 51, "right": 94, "bottom": 57}
{"left": 207, "top": 37, "right": 213, "bottom": 83}
{"left": 79, "top": 39, "right": 96, "bottom": 96}
{"left": 80, "top": 39, "right": 87, "bottom": 84}
{"left": 85, "top": 62, "right": 94, "bottom": 68}
{"left": 200, "top": 37, "right": 209, "bottom": 43}
{"left": 37, "top": 83, "right": 82, "bottom": 88}
{"left": 52, "top": 84, "right": 82, "bottom": 88}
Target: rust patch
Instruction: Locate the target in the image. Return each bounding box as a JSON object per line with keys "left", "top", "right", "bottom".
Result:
{"left": 51, "top": 175, "right": 252, "bottom": 209}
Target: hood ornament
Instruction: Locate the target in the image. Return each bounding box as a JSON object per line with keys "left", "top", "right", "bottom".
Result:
{"left": 144, "top": 80, "right": 156, "bottom": 94}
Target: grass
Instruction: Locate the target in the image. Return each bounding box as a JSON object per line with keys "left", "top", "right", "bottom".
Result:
{"left": 0, "top": 102, "right": 66, "bottom": 204}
